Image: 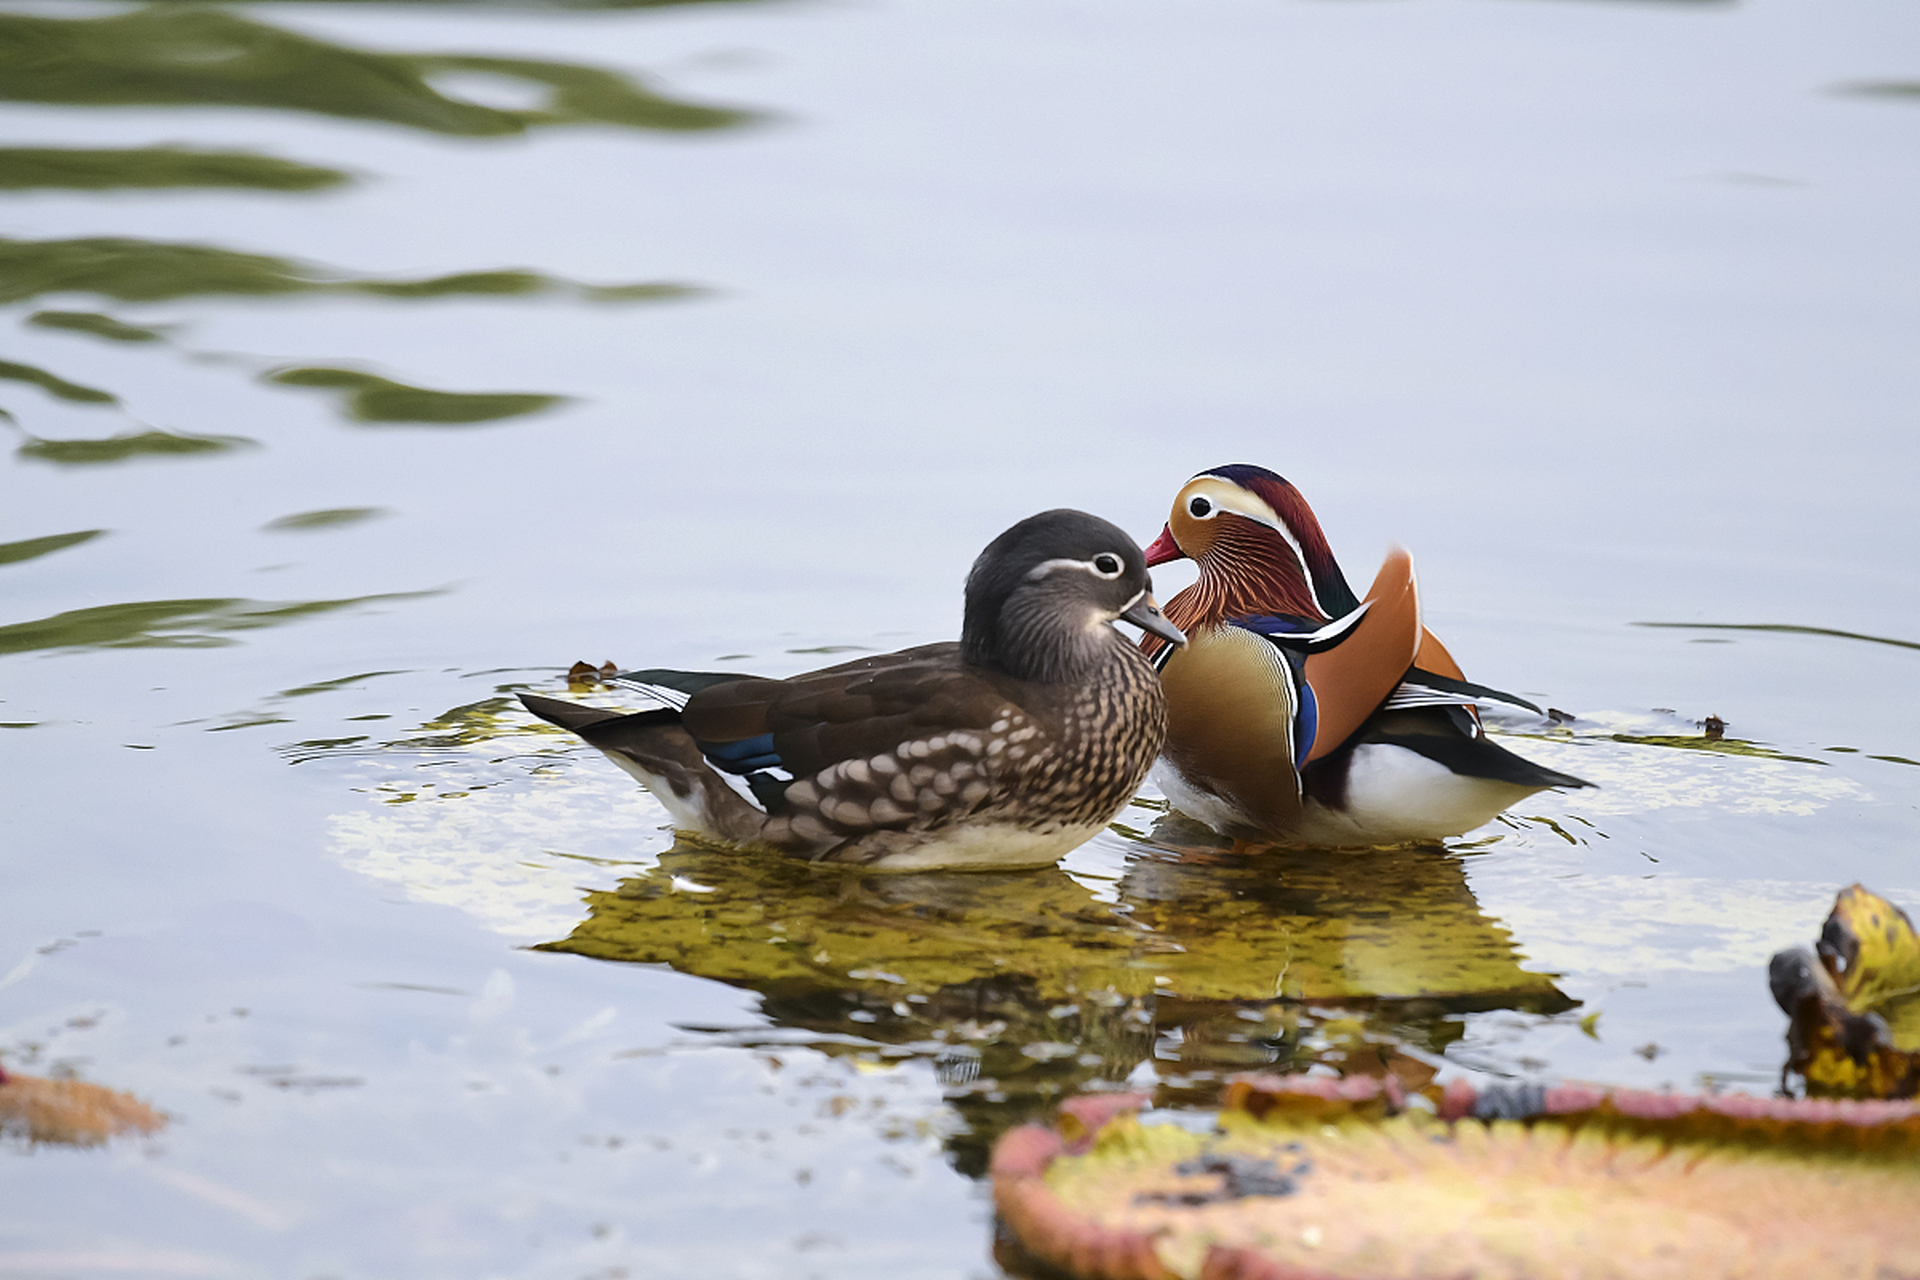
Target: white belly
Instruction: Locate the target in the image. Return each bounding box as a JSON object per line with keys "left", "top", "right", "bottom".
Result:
{"left": 1294, "top": 742, "right": 1543, "bottom": 845}
{"left": 851, "top": 821, "right": 1111, "bottom": 872}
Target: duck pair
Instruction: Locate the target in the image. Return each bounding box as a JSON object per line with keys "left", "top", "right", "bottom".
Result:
{"left": 522, "top": 468, "right": 1587, "bottom": 870}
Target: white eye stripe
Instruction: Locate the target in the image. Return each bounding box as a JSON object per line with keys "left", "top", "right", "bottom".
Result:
{"left": 1026, "top": 554, "right": 1129, "bottom": 582}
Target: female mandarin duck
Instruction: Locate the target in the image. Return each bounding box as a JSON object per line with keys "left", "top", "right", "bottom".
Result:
{"left": 521, "top": 509, "right": 1185, "bottom": 871}
{"left": 1139, "top": 465, "right": 1588, "bottom": 845}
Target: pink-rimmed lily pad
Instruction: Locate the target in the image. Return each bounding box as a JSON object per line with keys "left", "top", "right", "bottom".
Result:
{"left": 992, "top": 1075, "right": 1920, "bottom": 1280}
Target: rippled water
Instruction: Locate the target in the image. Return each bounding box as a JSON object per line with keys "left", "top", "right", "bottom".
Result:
{"left": 4, "top": 0, "right": 1918, "bottom": 1275}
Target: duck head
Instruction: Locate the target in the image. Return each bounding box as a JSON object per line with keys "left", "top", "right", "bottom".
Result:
{"left": 963, "top": 509, "right": 1185, "bottom": 683}
{"left": 1145, "top": 464, "right": 1362, "bottom": 627}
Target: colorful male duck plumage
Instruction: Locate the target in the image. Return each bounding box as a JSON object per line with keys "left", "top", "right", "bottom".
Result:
{"left": 521, "top": 509, "right": 1185, "bottom": 871}
{"left": 1140, "top": 465, "right": 1588, "bottom": 845}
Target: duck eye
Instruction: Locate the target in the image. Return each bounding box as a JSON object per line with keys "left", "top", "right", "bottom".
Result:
{"left": 1091, "top": 553, "right": 1124, "bottom": 578}
{"left": 1188, "top": 496, "right": 1213, "bottom": 518}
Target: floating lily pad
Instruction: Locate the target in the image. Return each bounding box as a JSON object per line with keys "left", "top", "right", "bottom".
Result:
{"left": 993, "top": 1076, "right": 1920, "bottom": 1280}
{"left": 0, "top": 7, "right": 755, "bottom": 136}
{"left": 266, "top": 367, "right": 564, "bottom": 425}
{"left": 0, "top": 146, "right": 348, "bottom": 192}
{"left": 0, "top": 236, "right": 698, "bottom": 307}
{"left": 0, "top": 1066, "right": 165, "bottom": 1146}
{"left": 15, "top": 429, "right": 254, "bottom": 465}
{"left": 1773, "top": 885, "right": 1920, "bottom": 1099}
{"left": 0, "top": 529, "right": 104, "bottom": 567}
{"left": 0, "top": 590, "right": 437, "bottom": 656}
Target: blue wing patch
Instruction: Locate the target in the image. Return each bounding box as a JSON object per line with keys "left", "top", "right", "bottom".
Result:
{"left": 697, "top": 733, "right": 782, "bottom": 775}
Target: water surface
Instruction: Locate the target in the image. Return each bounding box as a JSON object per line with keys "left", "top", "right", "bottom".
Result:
{"left": 3, "top": 0, "right": 1917, "bottom": 1275}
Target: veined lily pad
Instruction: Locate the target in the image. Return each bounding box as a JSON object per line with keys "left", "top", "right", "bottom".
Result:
{"left": 993, "top": 1076, "right": 1920, "bottom": 1280}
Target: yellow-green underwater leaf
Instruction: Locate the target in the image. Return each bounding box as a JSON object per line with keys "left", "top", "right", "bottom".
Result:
{"left": 1824, "top": 883, "right": 1920, "bottom": 1006}
{"left": 1772, "top": 885, "right": 1920, "bottom": 1099}
{"left": 994, "top": 1078, "right": 1920, "bottom": 1280}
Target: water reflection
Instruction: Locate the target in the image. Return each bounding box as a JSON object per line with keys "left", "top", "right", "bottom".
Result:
{"left": 0, "top": 591, "right": 438, "bottom": 656}
{"left": 0, "top": 235, "right": 695, "bottom": 306}
{"left": 0, "top": 529, "right": 105, "bottom": 567}
{"left": 261, "top": 507, "right": 390, "bottom": 533}
{"left": 266, "top": 366, "right": 565, "bottom": 426}
{"left": 537, "top": 829, "right": 1572, "bottom": 1171}
{"left": 0, "top": 7, "right": 756, "bottom": 135}
{"left": 0, "top": 358, "right": 115, "bottom": 405}
{"left": 26, "top": 312, "right": 168, "bottom": 343}
{"left": 0, "top": 146, "right": 350, "bottom": 192}
{"left": 13, "top": 428, "right": 255, "bottom": 466}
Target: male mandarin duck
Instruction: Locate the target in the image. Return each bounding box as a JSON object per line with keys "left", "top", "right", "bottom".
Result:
{"left": 1138, "top": 465, "right": 1588, "bottom": 845}
{"left": 521, "top": 509, "right": 1185, "bottom": 871}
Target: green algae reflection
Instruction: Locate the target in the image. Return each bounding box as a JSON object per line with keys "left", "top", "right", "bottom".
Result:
{"left": 266, "top": 367, "right": 563, "bottom": 426}
{"left": 0, "top": 236, "right": 695, "bottom": 307}
{"left": 0, "top": 7, "right": 755, "bottom": 136}
{"left": 0, "top": 530, "right": 105, "bottom": 567}
{"left": 0, "top": 147, "right": 349, "bottom": 192}
{"left": 26, "top": 312, "right": 168, "bottom": 343}
{"left": 0, "top": 358, "right": 116, "bottom": 405}
{"left": 0, "top": 590, "right": 438, "bottom": 656}
{"left": 15, "top": 429, "right": 255, "bottom": 466}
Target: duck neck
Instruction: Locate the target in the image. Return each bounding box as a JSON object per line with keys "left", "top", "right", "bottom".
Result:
{"left": 1187, "top": 521, "right": 1356, "bottom": 627}
{"left": 964, "top": 592, "right": 1120, "bottom": 685}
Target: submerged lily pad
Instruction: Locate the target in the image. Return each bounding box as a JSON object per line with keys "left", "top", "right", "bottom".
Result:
{"left": 266, "top": 367, "right": 564, "bottom": 425}
{"left": 1773, "top": 885, "right": 1920, "bottom": 1099}
{"left": 0, "top": 590, "right": 437, "bottom": 656}
{"left": 0, "top": 236, "right": 698, "bottom": 307}
{"left": 994, "top": 1077, "right": 1920, "bottom": 1280}
{"left": 15, "top": 430, "right": 254, "bottom": 465}
{"left": 0, "top": 529, "right": 104, "bottom": 567}
{"left": 0, "top": 7, "right": 755, "bottom": 136}
{"left": 0, "top": 146, "right": 348, "bottom": 192}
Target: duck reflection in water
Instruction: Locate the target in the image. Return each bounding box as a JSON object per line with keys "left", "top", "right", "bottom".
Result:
{"left": 537, "top": 819, "right": 1573, "bottom": 1174}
